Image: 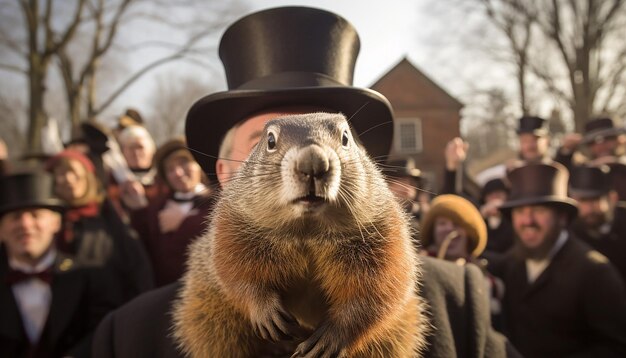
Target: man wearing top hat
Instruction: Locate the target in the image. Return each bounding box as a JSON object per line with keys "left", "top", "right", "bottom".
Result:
{"left": 556, "top": 117, "right": 626, "bottom": 168}
{"left": 490, "top": 162, "right": 626, "bottom": 357}
{"left": 447, "top": 116, "right": 554, "bottom": 202}
{"left": 568, "top": 165, "right": 626, "bottom": 282}
{"left": 93, "top": 7, "right": 519, "bottom": 357}
{"left": 0, "top": 171, "right": 120, "bottom": 357}
{"left": 384, "top": 158, "right": 425, "bottom": 223}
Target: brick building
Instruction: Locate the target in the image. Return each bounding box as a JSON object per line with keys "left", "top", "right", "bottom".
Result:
{"left": 371, "top": 57, "right": 464, "bottom": 191}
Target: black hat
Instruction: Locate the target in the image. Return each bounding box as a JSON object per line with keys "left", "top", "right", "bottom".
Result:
{"left": 0, "top": 172, "right": 65, "bottom": 216}
{"left": 568, "top": 165, "right": 610, "bottom": 199}
{"left": 607, "top": 162, "right": 626, "bottom": 201}
{"left": 517, "top": 116, "right": 549, "bottom": 136}
{"left": 152, "top": 137, "right": 190, "bottom": 182}
{"left": 480, "top": 178, "right": 509, "bottom": 202}
{"left": 499, "top": 162, "right": 578, "bottom": 218}
{"left": 185, "top": 7, "right": 394, "bottom": 176}
{"left": 385, "top": 158, "right": 421, "bottom": 179}
{"left": 582, "top": 117, "right": 625, "bottom": 145}
{"left": 66, "top": 121, "right": 110, "bottom": 155}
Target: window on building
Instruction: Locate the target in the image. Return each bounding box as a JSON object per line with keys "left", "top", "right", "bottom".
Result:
{"left": 395, "top": 118, "right": 423, "bottom": 154}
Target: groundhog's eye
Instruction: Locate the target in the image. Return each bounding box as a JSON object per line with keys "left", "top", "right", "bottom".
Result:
{"left": 267, "top": 131, "right": 277, "bottom": 152}
{"left": 342, "top": 129, "right": 350, "bottom": 148}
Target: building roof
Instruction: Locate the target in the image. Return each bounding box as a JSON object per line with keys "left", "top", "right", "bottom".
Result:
{"left": 370, "top": 57, "right": 463, "bottom": 111}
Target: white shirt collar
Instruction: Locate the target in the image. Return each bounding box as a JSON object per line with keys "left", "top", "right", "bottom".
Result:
{"left": 526, "top": 230, "right": 568, "bottom": 283}
{"left": 9, "top": 248, "right": 57, "bottom": 273}
{"left": 173, "top": 183, "right": 207, "bottom": 200}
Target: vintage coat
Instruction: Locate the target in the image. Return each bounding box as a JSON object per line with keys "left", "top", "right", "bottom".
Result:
{"left": 0, "top": 247, "right": 120, "bottom": 358}
{"left": 59, "top": 199, "right": 154, "bottom": 301}
{"left": 492, "top": 235, "right": 626, "bottom": 357}
{"left": 130, "top": 195, "right": 214, "bottom": 287}
{"left": 92, "top": 257, "right": 521, "bottom": 358}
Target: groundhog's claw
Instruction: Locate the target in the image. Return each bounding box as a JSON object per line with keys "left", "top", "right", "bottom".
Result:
{"left": 291, "top": 323, "right": 343, "bottom": 358}
{"left": 251, "top": 301, "right": 302, "bottom": 342}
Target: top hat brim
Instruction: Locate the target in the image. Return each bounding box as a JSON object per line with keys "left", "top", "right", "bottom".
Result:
{"left": 186, "top": 86, "right": 394, "bottom": 177}
{"left": 499, "top": 196, "right": 578, "bottom": 219}
{"left": 582, "top": 127, "right": 626, "bottom": 145}
{"left": 0, "top": 199, "right": 65, "bottom": 216}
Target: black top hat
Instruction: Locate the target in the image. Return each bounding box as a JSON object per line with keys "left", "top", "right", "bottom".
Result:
{"left": 607, "top": 162, "right": 626, "bottom": 200}
{"left": 517, "top": 116, "right": 549, "bottom": 136}
{"left": 480, "top": 178, "right": 509, "bottom": 202}
{"left": 0, "top": 172, "right": 65, "bottom": 216}
{"left": 499, "top": 162, "right": 578, "bottom": 218}
{"left": 582, "top": 117, "right": 625, "bottom": 145}
{"left": 385, "top": 158, "right": 421, "bottom": 179}
{"left": 185, "top": 7, "right": 394, "bottom": 176}
{"left": 568, "top": 165, "right": 610, "bottom": 199}
{"left": 66, "top": 121, "right": 110, "bottom": 155}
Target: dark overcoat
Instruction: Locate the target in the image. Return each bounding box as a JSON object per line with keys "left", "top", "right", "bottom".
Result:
{"left": 61, "top": 199, "right": 154, "bottom": 301}
{"left": 92, "top": 257, "right": 521, "bottom": 358}
{"left": 492, "top": 235, "right": 626, "bottom": 357}
{"left": 130, "top": 195, "right": 214, "bottom": 287}
{"left": 0, "top": 247, "right": 120, "bottom": 358}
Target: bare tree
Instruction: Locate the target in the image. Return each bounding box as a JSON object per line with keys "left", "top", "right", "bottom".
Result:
{"left": 144, "top": 71, "right": 218, "bottom": 145}
{"left": 0, "top": 0, "right": 245, "bottom": 153}
{"left": 0, "top": 1, "right": 84, "bottom": 154}
{"left": 475, "top": 0, "right": 626, "bottom": 131}
{"left": 462, "top": 88, "right": 517, "bottom": 159}
{"left": 479, "top": 0, "right": 536, "bottom": 115}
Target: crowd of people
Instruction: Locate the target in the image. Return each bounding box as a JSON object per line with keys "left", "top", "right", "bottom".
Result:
{"left": 1, "top": 5, "right": 625, "bottom": 358}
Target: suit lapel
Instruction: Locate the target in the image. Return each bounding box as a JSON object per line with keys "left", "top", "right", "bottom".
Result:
{"left": 44, "top": 255, "right": 86, "bottom": 345}
{"left": 0, "top": 248, "right": 28, "bottom": 345}
{"left": 523, "top": 238, "right": 572, "bottom": 298}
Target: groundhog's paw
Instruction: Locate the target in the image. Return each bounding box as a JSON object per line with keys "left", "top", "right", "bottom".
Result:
{"left": 291, "top": 323, "right": 344, "bottom": 358}
{"left": 250, "top": 300, "right": 302, "bottom": 342}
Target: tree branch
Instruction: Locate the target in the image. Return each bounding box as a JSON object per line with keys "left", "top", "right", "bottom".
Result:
{"left": 0, "top": 63, "right": 27, "bottom": 74}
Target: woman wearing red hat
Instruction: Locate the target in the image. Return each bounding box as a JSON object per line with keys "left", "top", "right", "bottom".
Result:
{"left": 46, "top": 149, "right": 153, "bottom": 301}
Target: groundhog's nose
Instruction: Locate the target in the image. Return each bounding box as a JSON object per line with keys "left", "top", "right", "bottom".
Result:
{"left": 296, "top": 145, "right": 330, "bottom": 180}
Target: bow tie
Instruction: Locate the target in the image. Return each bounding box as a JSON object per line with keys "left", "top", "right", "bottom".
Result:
{"left": 5, "top": 268, "right": 53, "bottom": 285}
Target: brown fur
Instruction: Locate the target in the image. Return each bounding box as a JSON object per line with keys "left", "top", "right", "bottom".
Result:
{"left": 173, "top": 113, "right": 429, "bottom": 357}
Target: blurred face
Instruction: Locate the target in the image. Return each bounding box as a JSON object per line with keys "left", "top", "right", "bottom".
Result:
{"left": 512, "top": 205, "right": 564, "bottom": 259}
{"left": 53, "top": 159, "right": 89, "bottom": 202}
{"left": 164, "top": 152, "right": 202, "bottom": 193}
{"left": 573, "top": 195, "right": 610, "bottom": 230}
{"left": 432, "top": 216, "right": 469, "bottom": 260}
{"left": 519, "top": 133, "right": 549, "bottom": 161}
{"left": 122, "top": 137, "right": 155, "bottom": 169}
{"left": 0, "top": 208, "right": 61, "bottom": 265}
{"left": 485, "top": 190, "right": 507, "bottom": 204}
{"left": 589, "top": 137, "right": 618, "bottom": 159}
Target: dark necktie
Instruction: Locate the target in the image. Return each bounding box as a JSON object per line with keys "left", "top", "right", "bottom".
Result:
{"left": 5, "top": 268, "right": 53, "bottom": 285}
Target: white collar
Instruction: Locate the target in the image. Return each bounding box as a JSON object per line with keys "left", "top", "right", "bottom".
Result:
{"left": 173, "top": 184, "right": 207, "bottom": 200}
{"left": 9, "top": 248, "right": 57, "bottom": 273}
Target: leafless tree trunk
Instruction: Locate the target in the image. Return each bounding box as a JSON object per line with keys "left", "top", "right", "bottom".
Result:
{"left": 2, "top": 0, "right": 85, "bottom": 154}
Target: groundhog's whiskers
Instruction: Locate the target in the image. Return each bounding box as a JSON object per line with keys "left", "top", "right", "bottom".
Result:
{"left": 185, "top": 145, "right": 281, "bottom": 168}
{"left": 384, "top": 177, "right": 438, "bottom": 197}
{"left": 346, "top": 101, "right": 370, "bottom": 124}
{"left": 357, "top": 120, "right": 393, "bottom": 137}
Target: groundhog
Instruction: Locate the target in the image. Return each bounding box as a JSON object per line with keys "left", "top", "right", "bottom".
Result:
{"left": 173, "top": 112, "right": 429, "bottom": 357}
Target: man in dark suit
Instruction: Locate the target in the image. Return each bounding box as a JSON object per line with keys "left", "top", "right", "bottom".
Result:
{"left": 0, "top": 171, "right": 119, "bottom": 357}
{"left": 93, "top": 7, "right": 519, "bottom": 358}
{"left": 568, "top": 165, "right": 626, "bottom": 282}
{"left": 493, "top": 162, "right": 626, "bottom": 357}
